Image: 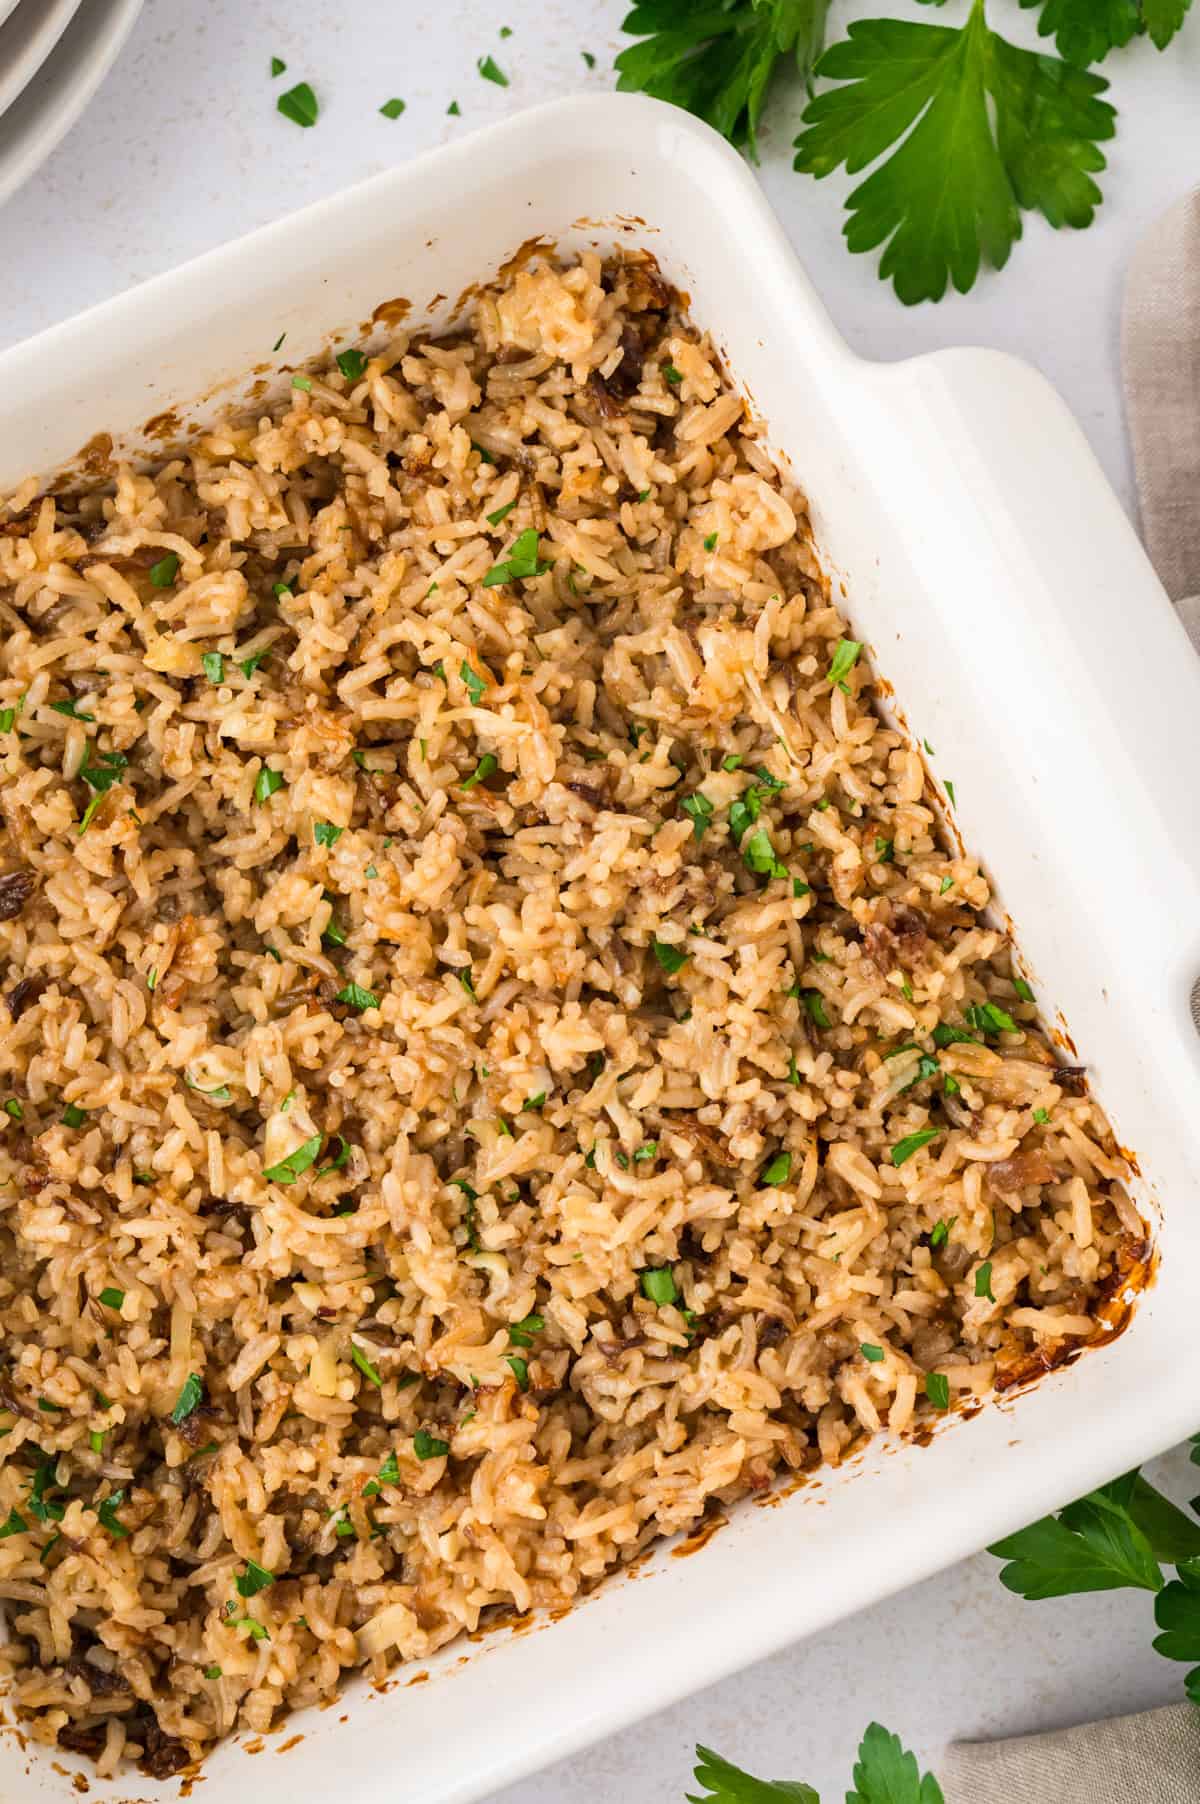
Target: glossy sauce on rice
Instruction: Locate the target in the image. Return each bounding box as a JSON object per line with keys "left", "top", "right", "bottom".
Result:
{"left": 0, "top": 253, "right": 1140, "bottom": 1774}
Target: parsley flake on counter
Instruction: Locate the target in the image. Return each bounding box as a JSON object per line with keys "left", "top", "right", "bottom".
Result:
{"left": 171, "top": 1374, "right": 204, "bottom": 1426}
{"left": 379, "top": 97, "right": 406, "bottom": 118}
{"left": 278, "top": 81, "right": 319, "bottom": 127}
{"left": 271, "top": 56, "right": 286, "bottom": 76}
{"left": 760, "top": 1151, "right": 792, "bottom": 1186}
{"left": 945, "top": 780, "right": 957, "bottom": 805}
{"left": 414, "top": 1429, "right": 449, "bottom": 1460}
{"left": 263, "top": 1133, "right": 322, "bottom": 1185}
{"left": 478, "top": 54, "right": 508, "bottom": 85}
{"left": 582, "top": 50, "right": 596, "bottom": 68}
{"left": 447, "top": 100, "right": 461, "bottom": 115}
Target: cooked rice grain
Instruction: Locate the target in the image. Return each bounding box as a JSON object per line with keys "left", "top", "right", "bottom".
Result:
{"left": 0, "top": 252, "right": 1137, "bottom": 1774}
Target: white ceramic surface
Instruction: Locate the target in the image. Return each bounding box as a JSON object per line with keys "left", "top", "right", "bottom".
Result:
{"left": 0, "top": 0, "right": 141, "bottom": 208}
{"left": 0, "top": 0, "right": 81, "bottom": 120}
{"left": 3, "top": 87, "right": 1200, "bottom": 1804}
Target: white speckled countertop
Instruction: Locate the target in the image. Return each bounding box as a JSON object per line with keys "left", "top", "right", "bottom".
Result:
{"left": 3, "top": 2, "right": 1197, "bottom": 1793}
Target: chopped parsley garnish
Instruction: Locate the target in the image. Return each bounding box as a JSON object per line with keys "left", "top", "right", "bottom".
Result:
{"left": 891, "top": 1128, "right": 941, "bottom": 1166}
{"left": 202, "top": 652, "right": 224, "bottom": 684}
{"left": 49, "top": 698, "right": 95, "bottom": 722}
{"left": 278, "top": 81, "right": 319, "bottom": 127}
{"left": 634, "top": 1141, "right": 658, "bottom": 1162}
{"left": 727, "top": 786, "right": 761, "bottom": 844}
{"left": 240, "top": 648, "right": 270, "bottom": 678}
{"left": 271, "top": 57, "right": 286, "bottom": 76}
{"left": 77, "top": 793, "right": 106, "bottom": 835}
{"left": 315, "top": 1135, "right": 351, "bottom": 1180}
{"left": 447, "top": 100, "right": 461, "bottom": 115}
{"left": 663, "top": 363, "right": 683, "bottom": 386}
{"left": 0, "top": 1508, "right": 28, "bottom": 1538}
{"left": 760, "top": 1151, "right": 792, "bottom": 1186}
{"left": 291, "top": 374, "right": 312, "bottom": 392}
{"left": 945, "top": 780, "right": 957, "bottom": 806}
{"left": 929, "top": 1216, "right": 955, "bottom": 1249}
{"left": 232, "top": 1617, "right": 269, "bottom": 1641}
{"left": 336, "top": 349, "right": 368, "bottom": 381}
{"left": 1013, "top": 977, "right": 1034, "bottom": 1001}
{"left": 506, "top": 1355, "right": 530, "bottom": 1389}
{"left": 787, "top": 1052, "right": 801, "bottom": 1086}
{"left": 170, "top": 1373, "right": 204, "bottom": 1426}
{"left": 379, "top": 97, "right": 406, "bottom": 118}
{"left": 458, "top": 969, "right": 477, "bottom": 1001}
{"left": 874, "top": 835, "right": 894, "bottom": 864}
{"left": 860, "top": 1344, "right": 885, "bottom": 1363}
{"left": 97, "top": 1489, "right": 129, "bottom": 1537}
{"left": 703, "top": 532, "right": 718, "bottom": 551}
{"left": 28, "top": 1453, "right": 64, "bottom": 1525}
{"left": 459, "top": 660, "right": 487, "bottom": 705}
{"left": 4, "top": 1098, "right": 22, "bottom": 1121}
{"left": 964, "top": 1000, "right": 1018, "bottom": 1036}
{"left": 263, "top": 1133, "right": 323, "bottom": 1185}
{"left": 931, "top": 1023, "right": 980, "bottom": 1048}
{"left": 1033, "top": 1106, "right": 1050, "bottom": 1124}
{"left": 313, "top": 820, "right": 343, "bottom": 848}
{"left": 652, "top": 939, "right": 688, "bottom": 975}
{"left": 335, "top": 982, "right": 379, "bottom": 1012}
{"left": 486, "top": 499, "right": 518, "bottom": 527}
{"left": 641, "top": 1268, "right": 678, "bottom": 1306}
{"left": 523, "top": 1092, "right": 547, "bottom": 1111}
{"left": 79, "top": 748, "right": 128, "bottom": 793}
{"left": 235, "top": 1559, "right": 274, "bottom": 1598}
{"left": 414, "top": 1429, "right": 449, "bottom": 1460}
{"left": 582, "top": 50, "right": 596, "bottom": 67}
{"left": 0, "top": 707, "right": 15, "bottom": 732}
{"left": 509, "top": 1313, "right": 545, "bottom": 1347}
{"left": 975, "top": 1261, "right": 996, "bottom": 1302}
{"left": 61, "top": 1104, "right": 87, "bottom": 1129}
{"left": 350, "top": 1344, "right": 383, "bottom": 1388}
{"left": 682, "top": 793, "right": 710, "bottom": 840}
{"left": 827, "top": 638, "right": 862, "bottom": 690}
{"left": 255, "top": 767, "right": 284, "bottom": 803}
{"left": 721, "top": 754, "right": 743, "bottom": 771}
{"left": 149, "top": 553, "right": 179, "bottom": 588}
{"left": 99, "top": 1287, "right": 125, "bottom": 1309}
{"left": 800, "top": 990, "right": 830, "bottom": 1028}
{"left": 366, "top": 1451, "right": 402, "bottom": 1495}
{"left": 203, "top": 1664, "right": 223, "bottom": 1680}
{"left": 478, "top": 54, "right": 508, "bottom": 84}
{"left": 482, "top": 527, "right": 549, "bottom": 587}
{"left": 939, "top": 876, "right": 954, "bottom": 894}
{"left": 925, "top": 1372, "right": 950, "bottom": 1411}
{"left": 89, "top": 1430, "right": 106, "bottom": 1454}
{"left": 742, "top": 825, "right": 788, "bottom": 880}
{"left": 461, "top": 752, "right": 498, "bottom": 790}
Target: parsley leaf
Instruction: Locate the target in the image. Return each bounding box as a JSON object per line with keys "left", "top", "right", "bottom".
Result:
{"left": 379, "top": 96, "right": 406, "bottom": 118}
{"left": 847, "top": 1721, "right": 945, "bottom": 1804}
{"left": 414, "top": 1429, "right": 449, "bottom": 1460}
{"left": 255, "top": 766, "right": 284, "bottom": 803}
{"left": 641, "top": 1268, "right": 678, "bottom": 1306}
{"left": 687, "top": 1743, "right": 819, "bottom": 1803}
{"left": 652, "top": 938, "right": 688, "bottom": 976}
{"left": 616, "top": 0, "right": 831, "bottom": 160}
{"left": 235, "top": 1559, "right": 274, "bottom": 1598}
{"left": 478, "top": 54, "right": 508, "bottom": 85}
{"left": 793, "top": 9, "right": 1115, "bottom": 304}
{"left": 335, "top": 982, "right": 379, "bottom": 1013}
{"left": 336, "top": 348, "right": 368, "bottom": 381}
{"left": 313, "top": 821, "right": 343, "bottom": 848}
{"left": 681, "top": 791, "right": 715, "bottom": 840}
{"left": 97, "top": 1489, "right": 129, "bottom": 1538}
{"left": 460, "top": 752, "right": 498, "bottom": 791}
{"left": 891, "top": 1128, "right": 941, "bottom": 1167}
{"left": 1020, "top": 0, "right": 1191, "bottom": 64}
{"left": 989, "top": 1476, "right": 1166, "bottom": 1598}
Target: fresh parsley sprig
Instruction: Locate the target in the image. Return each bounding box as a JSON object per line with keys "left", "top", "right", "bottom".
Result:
{"left": 686, "top": 1721, "right": 943, "bottom": 1803}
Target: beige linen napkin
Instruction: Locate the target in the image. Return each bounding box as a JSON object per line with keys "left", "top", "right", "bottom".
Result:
{"left": 942, "top": 190, "right": 1200, "bottom": 1800}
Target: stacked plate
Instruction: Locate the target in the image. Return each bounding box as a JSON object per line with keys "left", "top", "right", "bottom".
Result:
{"left": 0, "top": 0, "right": 143, "bottom": 208}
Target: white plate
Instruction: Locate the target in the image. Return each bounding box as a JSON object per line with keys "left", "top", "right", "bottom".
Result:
{"left": 1, "top": 94, "right": 1199, "bottom": 1804}
{"left": 0, "top": 0, "right": 25, "bottom": 37}
{"left": 0, "top": 0, "right": 82, "bottom": 120}
{"left": 0, "top": 0, "right": 141, "bottom": 210}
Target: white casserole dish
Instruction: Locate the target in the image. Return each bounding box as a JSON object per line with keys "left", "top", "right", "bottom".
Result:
{"left": 3, "top": 92, "right": 1200, "bottom": 1804}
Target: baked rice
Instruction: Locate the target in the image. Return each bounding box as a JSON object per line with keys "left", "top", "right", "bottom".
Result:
{"left": 0, "top": 251, "right": 1141, "bottom": 1775}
